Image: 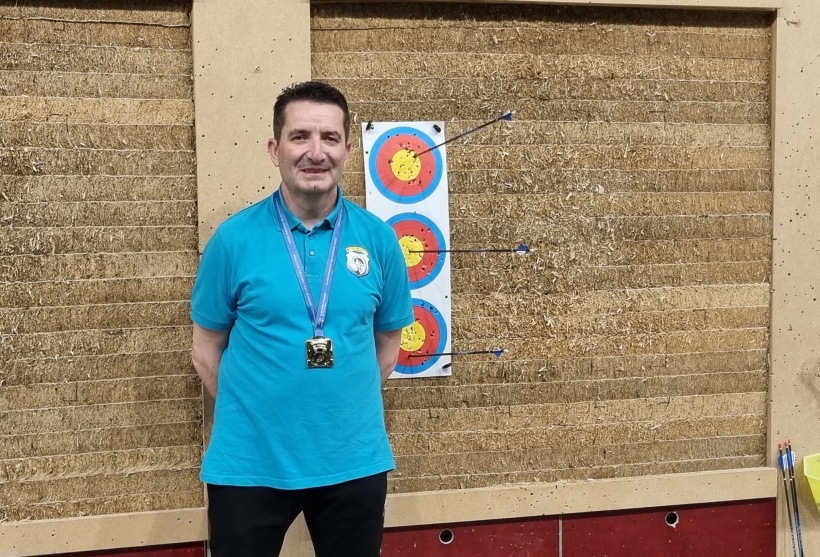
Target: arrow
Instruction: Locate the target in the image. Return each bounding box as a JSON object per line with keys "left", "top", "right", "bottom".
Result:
{"left": 409, "top": 347, "right": 507, "bottom": 358}
{"left": 779, "top": 443, "right": 799, "bottom": 557}
{"left": 413, "top": 110, "right": 514, "bottom": 158}
{"left": 411, "top": 243, "right": 530, "bottom": 255}
{"left": 786, "top": 440, "right": 805, "bottom": 557}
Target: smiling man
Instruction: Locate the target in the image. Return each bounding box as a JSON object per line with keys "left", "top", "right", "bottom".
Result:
{"left": 190, "top": 81, "right": 414, "bottom": 557}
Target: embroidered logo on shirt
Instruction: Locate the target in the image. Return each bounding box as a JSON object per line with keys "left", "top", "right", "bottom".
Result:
{"left": 345, "top": 246, "right": 370, "bottom": 278}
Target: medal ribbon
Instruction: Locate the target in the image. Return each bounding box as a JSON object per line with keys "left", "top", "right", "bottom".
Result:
{"left": 273, "top": 190, "right": 344, "bottom": 338}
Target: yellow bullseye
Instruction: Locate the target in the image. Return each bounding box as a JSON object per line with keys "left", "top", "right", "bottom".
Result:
{"left": 401, "top": 321, "right": 426, "bottom": 352}
{"left": 390, "top": 149, "right": 421, "bottom": 181}
{"left": 398, "top": 235, "right": 425, "bottom": 267}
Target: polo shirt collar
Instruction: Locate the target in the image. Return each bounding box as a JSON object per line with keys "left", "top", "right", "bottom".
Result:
{"left": 271, "top": 185, "right": 343, "bottom": 232}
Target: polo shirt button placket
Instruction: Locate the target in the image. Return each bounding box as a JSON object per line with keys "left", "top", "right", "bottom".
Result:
{"left": 305, "top": 232, "right": 314, "bottom": 257}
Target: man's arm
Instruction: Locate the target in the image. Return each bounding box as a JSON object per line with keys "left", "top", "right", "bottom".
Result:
{"left": 192, "top": 323, "right": 230, "bottom": 398}
{"left": 375, "top": 328, "right": 403, "bottom": 385}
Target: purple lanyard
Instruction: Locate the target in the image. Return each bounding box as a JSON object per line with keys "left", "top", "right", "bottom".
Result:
{"left": 273, "top": 191, "right": 344, "bottom": 338}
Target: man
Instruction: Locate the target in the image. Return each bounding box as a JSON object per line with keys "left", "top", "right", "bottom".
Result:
{"left": 190, "top": 81, "right": 414, "bottom": 557}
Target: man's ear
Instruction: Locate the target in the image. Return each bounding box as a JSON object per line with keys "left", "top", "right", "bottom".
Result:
{"left": 267, "top": 138, "right": 280, "bottom": 167}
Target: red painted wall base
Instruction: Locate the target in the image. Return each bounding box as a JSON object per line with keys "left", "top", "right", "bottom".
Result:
{"left": 383, "top": 515, "right": 560, "bottom": 556}
{"left": 382, "top": 499, "right": 775, "bottom": 556}
{"left": 563, "top": 499, "right": 776, "bottom": 557}
{"left": 34, "top": 500, "right": 775, "bottom": 557}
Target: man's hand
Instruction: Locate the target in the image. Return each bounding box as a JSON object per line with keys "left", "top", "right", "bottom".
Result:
{"left": 192, "top": 324, "right": 230, "bottom": 397}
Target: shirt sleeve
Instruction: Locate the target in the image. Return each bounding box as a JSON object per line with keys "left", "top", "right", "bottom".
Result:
{"left": 191, "top": 229, "right": 236, "bottom": 331}
{"left": 373, "top": 230, "right": 415, "bottom": 332}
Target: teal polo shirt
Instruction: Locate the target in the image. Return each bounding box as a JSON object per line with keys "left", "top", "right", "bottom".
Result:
{"left": 191, "top": 189, "right": 414, "bottom": 489}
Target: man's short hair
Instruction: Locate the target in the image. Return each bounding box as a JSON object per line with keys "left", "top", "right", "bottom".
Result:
{"left": 273, "top": 81, "right": 350, "bottom": 141}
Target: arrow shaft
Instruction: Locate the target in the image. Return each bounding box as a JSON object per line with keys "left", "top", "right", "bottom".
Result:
{"left": 779, "top": 444, "right": 799, "bottom": 557}
{"left": 409, "top": 248, "right": 519, "bottom": 254}
{"left": 414, "top": 114, "right": 508, "bottom": 157}
{"left": 787, "top": 442, "right": 805, "bottom": 557}
{"left": 409, "top": 350, "right": 497, "bottom": 357}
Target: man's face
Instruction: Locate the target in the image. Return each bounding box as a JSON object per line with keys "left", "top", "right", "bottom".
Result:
{"left": 268, "top": 100, "right": 351, "bottom": 199}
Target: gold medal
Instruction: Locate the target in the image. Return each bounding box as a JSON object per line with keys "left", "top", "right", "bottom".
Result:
{"left": 306, "top": 337, "right": 334, "bottom": 368}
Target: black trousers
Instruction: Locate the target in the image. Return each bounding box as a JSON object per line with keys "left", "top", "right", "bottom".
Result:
{"left": 207, "top": 472, "right": 388, "bottom": 557}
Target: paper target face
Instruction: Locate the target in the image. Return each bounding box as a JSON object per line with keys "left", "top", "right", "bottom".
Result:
{"left": 364, "top": 121, "right": 451, "bottom": 378}
{"left": 368, "top": 127, "right": 443, "bottom": 204}
{"left": 396, "top": 298, "right": 448, "bottom": 374}
{"left": 388, "top": 213, "right": 447, "bottom": 289}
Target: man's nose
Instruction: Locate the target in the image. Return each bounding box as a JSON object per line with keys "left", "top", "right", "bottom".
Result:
{"left": 306, "top": 136, "right": 324, "bottom": 160}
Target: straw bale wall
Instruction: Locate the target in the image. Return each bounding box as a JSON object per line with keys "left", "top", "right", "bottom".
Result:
{"left": 311, "top": 3, "right": 773, "bottom": 493}
{"left": 0, "top": 0, "right": 203, "bottom": 521}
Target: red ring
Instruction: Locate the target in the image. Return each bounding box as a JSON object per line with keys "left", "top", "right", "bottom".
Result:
{"left": 391, "top": 219, "right": 441, "bottom": 283}
{"left": 398, "top": 305, "right": 441, "bottom": 367}
{"left": 375, "top": 134, "right": 438, "bottom": 198}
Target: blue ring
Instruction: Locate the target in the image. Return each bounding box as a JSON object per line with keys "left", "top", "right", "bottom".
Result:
{"left": 368, "top": 126, "right": 443, "bottom": 204}
{"left": 395, "top": 298, "right": 448, "bottom": 375}
{"left": 387, "top": 213, "right": 447, "bottom": 289}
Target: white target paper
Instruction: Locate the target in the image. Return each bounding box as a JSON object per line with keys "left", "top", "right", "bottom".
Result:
{"left": 363, "top": 121, "right": 452, "bottom": 378}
